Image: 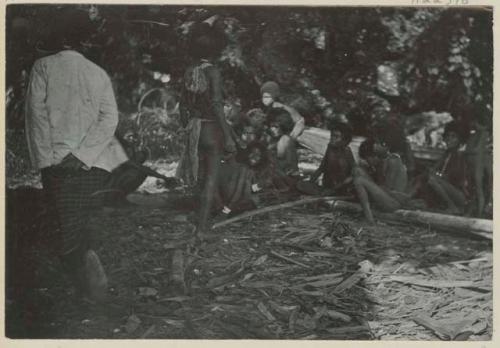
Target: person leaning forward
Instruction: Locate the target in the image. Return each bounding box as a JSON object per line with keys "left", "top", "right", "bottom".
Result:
{"left": 25, "top": 9, "right": 128, "bottom": 303}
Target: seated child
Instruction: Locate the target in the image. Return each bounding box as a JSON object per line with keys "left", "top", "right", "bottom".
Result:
{"left": 372, "top": 115, "right": 416, "bottom": 178}
{"left": 415, "top": 121, "right": 471, "bottom": 215}
{"left": 260, "top": 81, "right": 305, "bottom": 140}
{"left": 214, "top": 141, "right": 270, "bottom": 217}
{"left": 245, "top": 108, "right": 268, "bottom": 134}
{"left": 353, "top": 137, "right": 410, "bottom": 223}
{"left": 297, "top": 121, "right": 355, "bottom": 196}
{"left": 239, "top": 109, "right": 268, "bottom": 148}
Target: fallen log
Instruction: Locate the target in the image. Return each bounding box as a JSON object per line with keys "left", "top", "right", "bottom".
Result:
{"left": 330, "top": 200, "right": 492, "bottom": 238}
{"left": 212, "top": 195, "right": 351, "bottom": 230}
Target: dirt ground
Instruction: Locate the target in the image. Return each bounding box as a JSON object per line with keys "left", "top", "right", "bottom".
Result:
{"left": 5, "top": 190, "right": 492, "bottom": 340}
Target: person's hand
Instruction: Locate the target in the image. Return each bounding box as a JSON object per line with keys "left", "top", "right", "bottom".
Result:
{"left": 58, "top": 153, "right": 85, "bottom": 171}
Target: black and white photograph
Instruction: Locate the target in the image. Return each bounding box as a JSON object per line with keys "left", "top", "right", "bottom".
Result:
{"left": 4, "top": 0, "right": 494, "bottom": 341}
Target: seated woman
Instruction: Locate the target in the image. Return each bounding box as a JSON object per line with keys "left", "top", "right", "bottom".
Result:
{"left": 260, "top": 81, "right": 305, "bottom": 140}
{"left": 413, "top": 121, "right": 471, "bottom": 215}
{"left": 297, "top": 121, "right": 355, "bottom": 196}
{"left": 353, "top": 137, "right": 410, "bottom": 223}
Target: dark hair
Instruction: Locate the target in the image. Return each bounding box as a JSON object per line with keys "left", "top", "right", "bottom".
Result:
{"left": 188, "top": 23, "right": 226, "bottom": 60}
{"left": 444, "top": 121, "right": 468, "bottom": 143}
{"left": 53, "top": 8, "right": 93, "bottom": 49}
{"left": 359, "top": 138, "right": 375, "bottom": 160}
{"left": 240, "top": 122, "right": 263, "bottom": 139}
{"left": 328, "top": 121, "right": 353, "bottom": 144}
{"left": 372, "top": 119, "right": 406, "bottom": 154}
{"left": 268, "top": 109, "right": 294, "bottom": 134}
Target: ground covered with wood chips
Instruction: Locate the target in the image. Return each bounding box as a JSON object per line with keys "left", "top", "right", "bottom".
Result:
{"left": 6, "top": 192, "right": 492, "bottom": 340}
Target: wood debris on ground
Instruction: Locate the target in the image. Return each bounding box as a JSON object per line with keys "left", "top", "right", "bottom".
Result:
{"left": 6, "top": 195, "right": 492, "bottom": 339}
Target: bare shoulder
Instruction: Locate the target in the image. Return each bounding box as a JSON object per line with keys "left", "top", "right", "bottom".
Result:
{"left": 278, "top": 134, "right": 293, "bottom": 146}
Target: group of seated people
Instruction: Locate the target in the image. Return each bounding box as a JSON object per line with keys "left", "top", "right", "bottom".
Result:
{"left": 107, "top": 80, "right": 493, "bottom": 224}
{"left": 213, "top": 82, "right": 492, "bottom": 222}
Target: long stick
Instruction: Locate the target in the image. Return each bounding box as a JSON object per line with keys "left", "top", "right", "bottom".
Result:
{"left": 331, "top": 201, "right": 492, "bottom": 238}
{"left": 212, "top": 195, "right": 351, "bottom": 229}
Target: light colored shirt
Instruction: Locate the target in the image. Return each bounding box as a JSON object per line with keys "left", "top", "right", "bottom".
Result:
{"left": 25, "top": 50, "right": 128, "bottom": 172}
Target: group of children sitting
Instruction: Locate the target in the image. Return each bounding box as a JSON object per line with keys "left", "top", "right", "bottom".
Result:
{"left": 213, "top": 82, "right": 492, "bottom": 223}
{"left": 108, "top": 80, "right": 492, "bottom": 224}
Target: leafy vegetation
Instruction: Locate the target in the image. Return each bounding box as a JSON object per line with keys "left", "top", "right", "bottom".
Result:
{"left": 5, "top": 5, "right": 493, "bottom": 179}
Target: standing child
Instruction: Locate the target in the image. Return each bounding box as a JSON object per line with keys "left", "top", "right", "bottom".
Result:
{"left": 176, "top": 23, "right": 236, "bottom": 242}
{"left": 353, "top": 137, "right": 410, "bottom": 223}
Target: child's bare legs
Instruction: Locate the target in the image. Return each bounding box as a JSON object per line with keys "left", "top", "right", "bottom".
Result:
{"left": 196, "top": 123, "right": 223, "bottom": 240}
{"left": 428, "top": 174, "right": 465, "bottom": 214}
{"left": 353, "top": 167, "right": 401, "bottom": 223}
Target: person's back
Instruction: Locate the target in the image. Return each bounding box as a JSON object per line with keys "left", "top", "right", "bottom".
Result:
{"left": 182, "top": 60, "right": 217, "bottom": 121}
{"left": 26, "top": 50, "right": 126, "bottom": 171}
{"left": 42, "top": 51, "right": 108, "bottom": 124}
